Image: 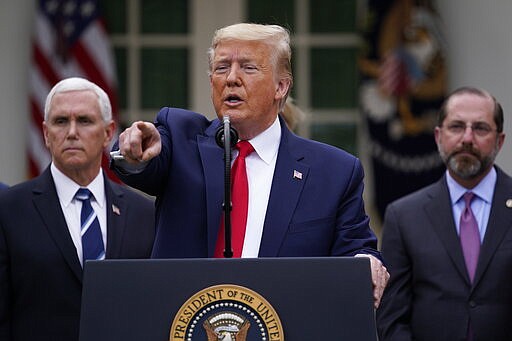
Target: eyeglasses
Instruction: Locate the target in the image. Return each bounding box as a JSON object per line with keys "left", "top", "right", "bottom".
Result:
{"left": 441, "top": 121, "right": 497, "bottom": 137}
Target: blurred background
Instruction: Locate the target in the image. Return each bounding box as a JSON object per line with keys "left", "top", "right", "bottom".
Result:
{"left": 1, "top": 0, "right": 512, "bottom": 234}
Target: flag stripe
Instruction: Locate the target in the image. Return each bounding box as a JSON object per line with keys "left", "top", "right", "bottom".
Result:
{"left": 30, "top": 99, "right": 44, "bottom": 129}
{"left": 29, "top": 0, "right": 119, "bottom": 181}
{"left": 73, "top": 41, "right": 118, "bottom": 113}
{"left": 28, "top": 122, "right": 51, "bottom": 172}
{"left": 29, "top": 67, "right": 51, "bottom": 115}
{"left": 33, "top": 45, "right": 60, "bottom": 88}
{"left": 82, "top": 21, "right": 116, "bottom": 84}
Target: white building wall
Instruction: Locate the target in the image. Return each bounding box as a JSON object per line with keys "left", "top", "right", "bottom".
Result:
{"left": 0, "top": 1, "right": 35, "bottom": 184}
{"left": 438, "top": 0, "right": 512, "bottom": 172}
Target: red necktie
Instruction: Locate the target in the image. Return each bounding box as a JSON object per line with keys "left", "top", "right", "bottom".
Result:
{"left": 214, "top": 141, "right": 254, "bottom": 258}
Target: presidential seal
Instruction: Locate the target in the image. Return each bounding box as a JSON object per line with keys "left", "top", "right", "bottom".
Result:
{"left": 169, "top": 284, "right": 284, "bottom": 341}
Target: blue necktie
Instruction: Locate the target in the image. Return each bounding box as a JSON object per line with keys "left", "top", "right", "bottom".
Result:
{"left": 75, "top": 188, "right": 105, "bottom": 263}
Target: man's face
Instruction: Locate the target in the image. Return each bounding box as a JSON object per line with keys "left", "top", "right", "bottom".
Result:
{"left": 210, "top": 40, "right": 290, "bottom": 139}
{"left": 43, "top": 90, "right": 114, "bottom": 180}
{"left": 435, "top": 93, "right": 505, "bottom": 183}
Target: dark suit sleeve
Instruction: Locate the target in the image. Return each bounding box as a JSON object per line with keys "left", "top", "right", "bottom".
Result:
{"left": 0, "top": 218, "right": 11, "bottom": 339}
{"left": 120, "top": 190, "right": 155, "bottom": 258}
{"left": 111, "top": 108, "right": 173, "bottom": 196}
{"left": 111, "top": 107, "right": 210, "bottom": 196}
{"left": 376, "top": 203, "right": 413, "bottom": 341}
{"left": 333, "top": 159, "right": 380, "bottom": 258}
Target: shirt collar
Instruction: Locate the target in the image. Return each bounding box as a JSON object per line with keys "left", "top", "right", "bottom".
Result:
{"left": 247, "top": 116, "right": 281, "bottom": 165}
{"left": 446, "top": 166, "right": 497, "bottom": 205}
{"left": 51, "top": 163, "right": 105, "bottom": 207}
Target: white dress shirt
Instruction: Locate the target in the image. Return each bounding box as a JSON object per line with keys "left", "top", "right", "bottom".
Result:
{"left": 51, "top": 163, "right": 108, "bottom": 266}
{"left": 240, "top": 117, "right": 281, "bottom": 257}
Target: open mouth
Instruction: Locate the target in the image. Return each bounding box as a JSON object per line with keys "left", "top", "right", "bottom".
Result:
{"left": 225, "top": 94, "right": 242, "bottom": 104}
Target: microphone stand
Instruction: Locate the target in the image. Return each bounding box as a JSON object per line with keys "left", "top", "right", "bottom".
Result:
{"left": 215, "top": 116, "right": 238, "bottom": 258}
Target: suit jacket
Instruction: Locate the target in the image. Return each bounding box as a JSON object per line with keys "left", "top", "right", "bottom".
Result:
{"left": 376, "top": 167, "right": 512, "bottom": 341}
{"left": 0, "top": 183, "right": 7, "bottom": 190}
{"left": 113, "top": 107, "right": 379, "bottom": 259}
{"left": 0, "top": 168, "right": 155, "bottom": 341}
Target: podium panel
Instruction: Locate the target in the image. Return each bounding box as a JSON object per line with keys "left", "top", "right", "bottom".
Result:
{"left": 79, "top": 257, "right": 377, "bottom": 340}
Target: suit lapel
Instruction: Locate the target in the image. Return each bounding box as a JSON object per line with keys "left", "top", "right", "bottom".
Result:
{"left": 473, "top": 167, "right": 512, "bottom": 287}
{"left": 259, "top": 121, "right": 309, "bottom": 257}
{"left": 424, "top": 177, "right": 470, "bottom": 283}
{"left": 104, "top": 179, "right": 127, "bottom": 258}
{"left": 34, "top": 169, "right": 83, "bottom": 282}
{"left": 198, "top": 121, "right": 224, "bottom": 256}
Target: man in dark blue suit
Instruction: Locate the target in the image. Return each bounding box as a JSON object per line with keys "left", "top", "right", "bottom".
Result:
{"left": 0, "top": 77, "right": 155, "bottom": 341}
{"left": 111, "top": 23, "right": 388, "bottom": 306}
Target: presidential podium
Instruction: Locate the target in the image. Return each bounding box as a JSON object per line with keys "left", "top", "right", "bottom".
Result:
{"left": 79, "top": 257, "right": 377, "bottom": 340}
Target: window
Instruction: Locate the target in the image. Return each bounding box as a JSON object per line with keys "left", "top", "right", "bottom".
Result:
{"left": 102, "top": 0, "right": 361, "bottom": 155}
{"left": 101, "top": 0, "right": 189, "bottom": 127}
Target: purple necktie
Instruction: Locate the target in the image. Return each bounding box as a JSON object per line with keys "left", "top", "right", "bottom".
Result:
{"left": 459, "top": 192, "right": 480, "bottom": 283}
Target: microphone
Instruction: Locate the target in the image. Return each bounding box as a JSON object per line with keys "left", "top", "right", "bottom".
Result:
{"left": 216, "top": 116, "right": 238, "bottom": 258}
{"left": 215, "top": 116, "right": 238, "bottom": 148}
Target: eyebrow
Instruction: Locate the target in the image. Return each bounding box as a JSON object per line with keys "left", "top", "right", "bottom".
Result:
{"left": 214, "top": 54, "right": 255, "bottom": 63}
{"left": 447, "top": 119, "right": 492, "bottom": 124}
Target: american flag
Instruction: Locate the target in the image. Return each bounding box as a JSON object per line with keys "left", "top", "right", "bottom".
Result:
{"left": 29, "top": 0, "right": 119, "bottom": 180}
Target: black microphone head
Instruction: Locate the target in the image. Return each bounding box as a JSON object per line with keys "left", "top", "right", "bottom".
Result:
{"left": 229, "top": 127, "right": 239, "bottom": 146}
{"left": 215, "top": 124, "right": 224, "bottom": 148}
{"left": 215, "top": 119, "right": 238, "bottom": 148}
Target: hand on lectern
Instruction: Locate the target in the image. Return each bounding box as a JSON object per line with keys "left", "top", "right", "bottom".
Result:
{"left": 355, "top": 254, "right": 390, "bottom": 308}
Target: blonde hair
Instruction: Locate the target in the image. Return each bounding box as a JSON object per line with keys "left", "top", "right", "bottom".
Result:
{"left": 281, "top": 97, "right": 306, "bottom": 130}
{"left": 207, "top": 23, "right": 293, "bottom": 110}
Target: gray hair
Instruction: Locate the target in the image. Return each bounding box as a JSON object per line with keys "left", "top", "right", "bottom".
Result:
{"left": 44, "top": 77, "right": 112, "bottom": 122}
{"left": 207, "top": 23, "right": 293, "bottom": 110}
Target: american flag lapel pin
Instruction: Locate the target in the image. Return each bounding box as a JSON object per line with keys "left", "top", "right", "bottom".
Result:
{"left": 112, "top": 204, "right": 121, "bottom": 215}
{"left": 293, "top": 169, "right": 303, "bottom": 180}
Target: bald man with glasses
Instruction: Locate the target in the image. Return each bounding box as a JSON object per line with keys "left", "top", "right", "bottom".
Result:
{"left": 377, "top": 86, "right": 512, "bottom": 341}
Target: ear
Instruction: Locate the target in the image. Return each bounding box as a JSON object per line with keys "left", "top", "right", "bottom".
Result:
{"left": 496, "top": 132, "right": 506, "bottom": 152}
{"left": 103, "top": 120, "right": 116, "bottom": 149}
{"left": 42, "top": 121, "right": 50, "bottom": 148}
{"left": 275, "top": 78, "right": 291, "bottom": 101}
{"left": 434, "top": 126, "right": 441, "bottom": 145}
